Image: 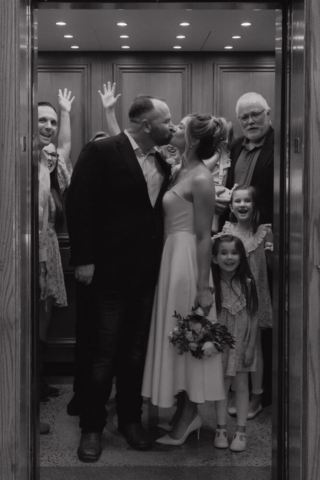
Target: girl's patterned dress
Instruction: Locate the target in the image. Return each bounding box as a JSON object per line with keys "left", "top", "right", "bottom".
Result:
{"left": 222, "top": 222, "right": 273, "bottom": 328}
{"left": 218, "top": 279, "right": 257, "bottom": 376}
{"left": 46, "top": 156, "right": 71, "bottom": 307}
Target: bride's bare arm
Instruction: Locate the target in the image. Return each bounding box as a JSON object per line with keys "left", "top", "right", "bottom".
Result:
{"left": 192, "top": 172, "right": 216, "bottom": 315}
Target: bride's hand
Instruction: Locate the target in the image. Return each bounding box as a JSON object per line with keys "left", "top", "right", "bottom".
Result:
{"left": 196, "top": 286, "right": 214, "bottom": 317}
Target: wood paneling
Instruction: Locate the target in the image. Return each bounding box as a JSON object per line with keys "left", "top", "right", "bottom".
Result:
{"left": 0, "top": 0, "right": 36, "bottom": 479}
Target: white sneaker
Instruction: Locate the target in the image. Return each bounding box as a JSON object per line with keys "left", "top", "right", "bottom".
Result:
{"left": 214, "top": 428, "right": 229, "bottom": 449}
{"left": 229, "top": 431, "right": 246, "bottom": 452}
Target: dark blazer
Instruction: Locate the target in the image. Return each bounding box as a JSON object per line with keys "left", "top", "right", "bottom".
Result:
{"left": 226, "top": 126, "right": 274, "bottom": 224}
{"left": 66, "top": 132, "right": 171, "bottom": 289}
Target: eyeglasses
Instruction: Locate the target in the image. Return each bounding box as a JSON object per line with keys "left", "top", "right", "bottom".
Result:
{"left": 43, "top": 150, "right": 59, "bottom": 160}
{"left": 238, "top": 109, "right": 266, "bottom": 123}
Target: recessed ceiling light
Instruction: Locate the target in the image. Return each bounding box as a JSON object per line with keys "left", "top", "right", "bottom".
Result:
{"left": 56, "top": 22, "right": 66, "bottom": 26}
{"left": 173, "top": 46, "right": 182, "bottom": 49}
{"left": 120, "top": 35, "right": 129, "bottom": 38}
{"left": 71, "top": 46, "right": 79, "bottom": 49}
{"left": 64, "top": 35, "right": 73, "bottom": 38}
{"left": 176, "top": 35, "right": 185, "bottom": 39}
{"left": 117, "top": 22, "right": 127, "bottom": 26}
{"left": 180, "top": 23, "right": 190, "bottom": 26}
{"left": 121, "top": 46, "right": 130, "bottom": 49}
{"left": 224, "top": 46, "right": 233, "bottom": 50}
{"left": 241, "top": 22, "right": 252, "bottom": 27}
{"left": 253, "top": 9, "right": 261, "bottom": 11}
{"left": 232, "top": 36, "right": 241, "bottom": 39}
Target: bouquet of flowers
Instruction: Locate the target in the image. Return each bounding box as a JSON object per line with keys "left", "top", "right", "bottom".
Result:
{"left": 169, "top": 307, "right": 235, "bottom": 360}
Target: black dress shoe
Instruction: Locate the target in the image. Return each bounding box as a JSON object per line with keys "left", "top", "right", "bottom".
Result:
{"left": 77, "top": 432, "right": 102, "bottom": 463}
{"left": 118, "top": 422, "right": 152, "bottom": 450}
{"left": 67, "top": 394, "right": 82, "bottom": 416}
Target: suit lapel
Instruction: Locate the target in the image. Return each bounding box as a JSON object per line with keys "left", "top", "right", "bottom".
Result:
{"left": 116, "top": 134, "right": 171, "bottom": 209}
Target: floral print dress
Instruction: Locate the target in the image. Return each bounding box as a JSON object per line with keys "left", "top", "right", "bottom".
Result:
{"left": 46, "top": 156, "right": 71, "bottom": 307}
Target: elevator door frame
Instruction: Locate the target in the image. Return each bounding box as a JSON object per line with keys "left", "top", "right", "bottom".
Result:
{"left": 15, "top": 1, "right": 310, "bottom": 479}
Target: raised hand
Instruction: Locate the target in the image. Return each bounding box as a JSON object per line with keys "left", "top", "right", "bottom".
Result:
{"left": 58, "top": 88, "right": 75, "bottom": 113}
{"left": 98, "top": 82, "right": 121, "bottom": 111}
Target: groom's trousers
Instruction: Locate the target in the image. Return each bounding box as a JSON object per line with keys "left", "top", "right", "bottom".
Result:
{"left": 79, "top": 274, "right": 156, "bottom": 434}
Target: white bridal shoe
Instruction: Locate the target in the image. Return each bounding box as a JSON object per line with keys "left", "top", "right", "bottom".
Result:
{"left": 156, "top": 414, "right": 202, "bottom": 445}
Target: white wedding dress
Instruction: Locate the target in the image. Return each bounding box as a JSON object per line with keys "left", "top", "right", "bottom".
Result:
{"left": 142, "top": 189, "right": 225, "bottom": 408}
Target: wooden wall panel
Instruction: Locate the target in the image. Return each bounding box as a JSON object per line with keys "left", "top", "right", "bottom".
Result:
{"left": 0, "top": 0, "right": 35, "bottom": 478}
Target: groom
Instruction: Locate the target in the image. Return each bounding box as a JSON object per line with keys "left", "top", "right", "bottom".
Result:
{"left": 66, "top": 95, "right": 175, "bottom": 462}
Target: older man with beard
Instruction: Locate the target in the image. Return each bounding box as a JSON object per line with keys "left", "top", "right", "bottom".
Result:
{"left": 66, "top": 95, "right": 176, "bottom": 461}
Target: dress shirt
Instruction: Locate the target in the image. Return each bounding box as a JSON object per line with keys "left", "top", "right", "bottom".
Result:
{"left": 124, "top": 130, "right": 164, "bottom": 206}
{"left": 234, "top": 135, "right": 266, "bottom": 187}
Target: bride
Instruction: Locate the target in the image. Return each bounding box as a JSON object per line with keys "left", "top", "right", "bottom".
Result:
{"left": 141, "top": 113, "right": 227, "bottom": 445}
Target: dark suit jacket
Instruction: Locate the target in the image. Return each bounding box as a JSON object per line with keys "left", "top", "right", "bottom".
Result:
{"left": 66, "top": 132, "right": 171, "bottom": 289}
{"left": 225, "top": 126, "right": 274, "bottom": 225}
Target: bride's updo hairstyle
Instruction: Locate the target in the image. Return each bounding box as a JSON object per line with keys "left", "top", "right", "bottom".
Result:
{"left": 185, "top": 114, "right": 228, "bottom": 160}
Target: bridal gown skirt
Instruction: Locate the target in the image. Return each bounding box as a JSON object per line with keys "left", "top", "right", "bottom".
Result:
{"left": 142, "top": 230, "right": 225, "bottom": 408}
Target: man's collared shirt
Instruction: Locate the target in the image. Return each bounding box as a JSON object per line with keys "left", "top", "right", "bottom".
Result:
{"left": 234, "top": 135, "right": 266, "bottom": 187}
{"left": 124, "top": 129, "right": 164, "bottom": 207}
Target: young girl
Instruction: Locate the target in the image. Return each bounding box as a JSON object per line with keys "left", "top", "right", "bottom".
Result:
{"left": 212, "top": 234, "right": 259, "bottom": 452}
{"left": 222, "top": 185, "right": 273, "bottom": 420}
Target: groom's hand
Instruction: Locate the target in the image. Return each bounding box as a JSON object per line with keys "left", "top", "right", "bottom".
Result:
{"left": 75, "top": 264, "right": 95, "bottom": 285}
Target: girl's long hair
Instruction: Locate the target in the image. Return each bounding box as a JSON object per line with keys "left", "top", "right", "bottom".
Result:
{"left": 229, "top": 185, "right": 261, "bottom": 233}
{"left": 212, "top": 234, "right": 258, "bottom": 315}
{"left": 50, "top": 167, "right": 64, "bottom": 228}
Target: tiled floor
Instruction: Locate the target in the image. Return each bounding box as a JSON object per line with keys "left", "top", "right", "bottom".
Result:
{"left": 40, "top": 383, "right": 272, "bottom": 476}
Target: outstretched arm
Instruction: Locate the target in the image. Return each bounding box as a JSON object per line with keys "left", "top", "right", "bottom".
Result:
{"left": 57, "top": 88, "right": 75, "bottom": 172}
{"left": 98, "top": 82, "right": 121, "bottom": 136}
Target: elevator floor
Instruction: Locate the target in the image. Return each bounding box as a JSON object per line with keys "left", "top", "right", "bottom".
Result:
{"left": 40, "top": 380, "right": 272, "bottom": 480}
